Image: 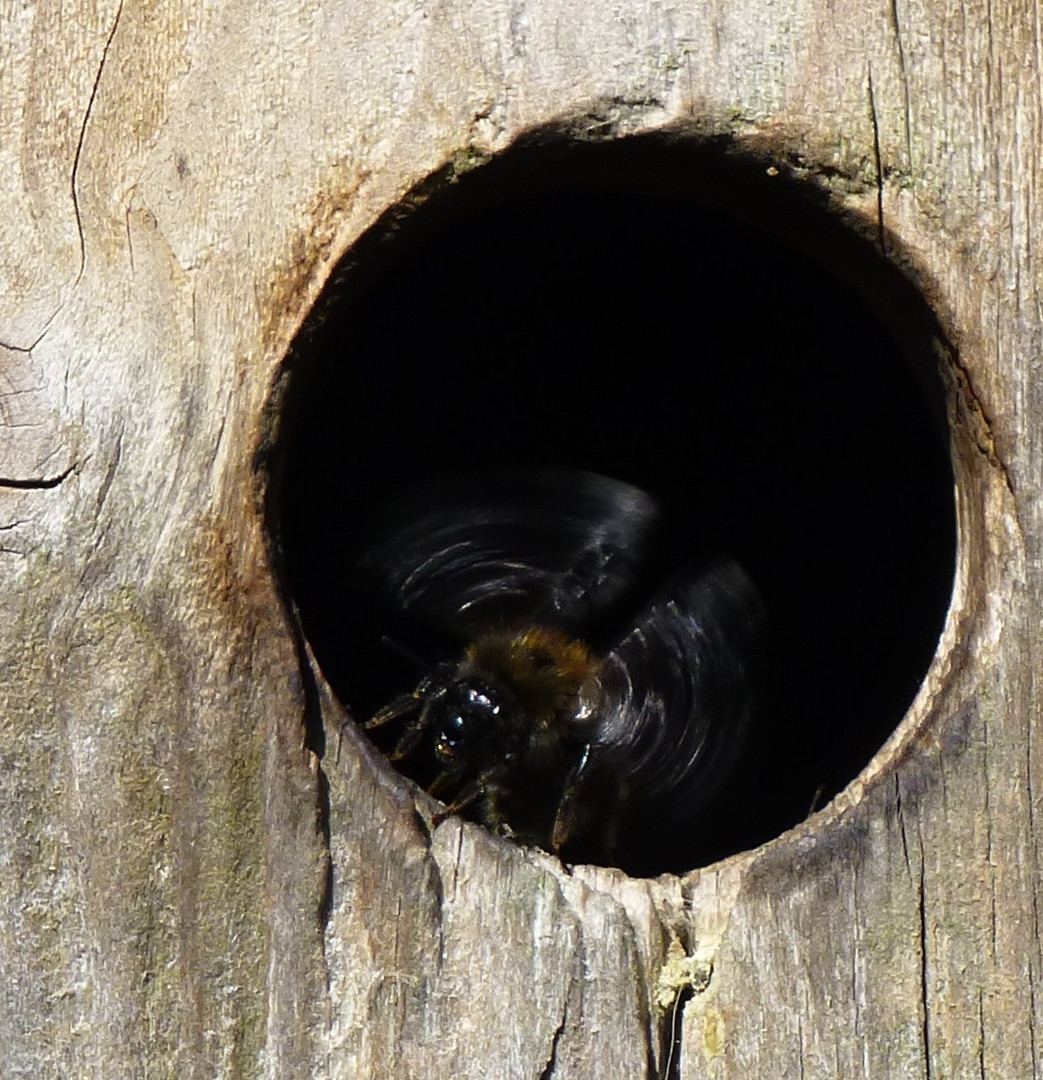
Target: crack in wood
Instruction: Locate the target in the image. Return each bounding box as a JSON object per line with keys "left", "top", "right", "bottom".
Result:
{"left": 1, "top": 0, "right": 129, "bottom": 354}
{"left": 977, "top": 986, "right": 987, "bottom": 1080}
{"left": 658, "top": 984, "right": 692, "bottom": 1080}
{"left": 797, "top": 1010, "right": 807, "bottom": 1080}
{"left": 866, "top": 63, "right": 887, "bottom": 257}
{"left": 93, "top": 423, "right": 123, "bottom": 516}
{"left": 945, "top": 346, "right": 1018, "bottom": 502}
{"left": 71, "top": 0, "right": 126, "bottom": 290}
{"left": 537, "top": 1006, "right": 567, "bottom": 1080}
{"left": 918, "top": 853, "right": 933, "bottom": 1080}
{"left": 895, "top": 772, "right": 913, "bottom": 879}
{"left": 887, "top": 0, "right": 914, "bottom": 170}
{"left": 0, "top": 461, "right": 80, "bottom": 489}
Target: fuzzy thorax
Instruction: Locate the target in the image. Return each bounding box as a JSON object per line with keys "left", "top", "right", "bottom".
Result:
{"left": 460, "top": 627, "right": 602, "bottom": 736}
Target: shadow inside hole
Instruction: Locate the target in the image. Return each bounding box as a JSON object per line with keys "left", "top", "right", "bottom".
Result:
{"left": 277, "top": 133, "right": 956, "bottom": 875}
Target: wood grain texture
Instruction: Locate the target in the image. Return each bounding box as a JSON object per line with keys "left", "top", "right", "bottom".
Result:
{"left": 0, "top": 0, "right": 1038, "bottom": 1076}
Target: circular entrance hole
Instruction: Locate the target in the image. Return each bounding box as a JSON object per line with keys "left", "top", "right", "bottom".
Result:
{"left": 277, "top": 132, "right": 956, "bottom": 876}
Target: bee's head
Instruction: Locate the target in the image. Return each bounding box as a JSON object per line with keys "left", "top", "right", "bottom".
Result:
{"left": 428, "top": 677, "right": 506, "bottom": 764}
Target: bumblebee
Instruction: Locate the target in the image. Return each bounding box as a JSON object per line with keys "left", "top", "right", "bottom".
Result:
{"left": 356, "top": 469, "right": 765, "bottom": 870}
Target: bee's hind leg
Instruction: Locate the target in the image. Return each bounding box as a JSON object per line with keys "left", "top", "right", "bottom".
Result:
{"left": 551, "top": 747, "right": 628, "bottom": 865}
{"left": 550, "top": 744, "right": 593, "bottom": 858}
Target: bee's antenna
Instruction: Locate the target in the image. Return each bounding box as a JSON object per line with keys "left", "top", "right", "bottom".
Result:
{"left": 380, "top": 633, "right": 428, "bottom": 670}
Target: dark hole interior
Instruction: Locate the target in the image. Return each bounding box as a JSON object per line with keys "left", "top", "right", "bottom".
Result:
{"left": 276, "top": 132, "right": 956, "bottom": 876}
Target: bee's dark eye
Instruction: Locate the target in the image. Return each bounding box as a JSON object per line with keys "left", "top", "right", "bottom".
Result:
{"left": 433, "top": 680, "right": 501, "bottom": 760}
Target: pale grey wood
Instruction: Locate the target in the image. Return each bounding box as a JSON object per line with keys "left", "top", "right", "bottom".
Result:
{"left": 0, "top": 0, "right": 1038, "bottom": 1076}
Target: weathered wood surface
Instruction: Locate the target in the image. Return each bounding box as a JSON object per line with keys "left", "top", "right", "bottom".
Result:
{"left": 0, "top": 0, "right": 1037, "bottom": 1076}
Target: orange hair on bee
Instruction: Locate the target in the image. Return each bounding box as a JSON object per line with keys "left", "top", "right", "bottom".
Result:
{"left": 463, "top": 627, "right": 601, "bottom": 731}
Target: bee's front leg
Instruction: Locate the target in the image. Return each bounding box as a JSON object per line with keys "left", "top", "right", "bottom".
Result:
{"left": 364, "top": 692, "right": 420, "bottom": 730}
{"left": 363, "top": 692, "right": 429, "bottom": 760}
{"left": 430, "top": 771, "right": 487, "bottom": 825}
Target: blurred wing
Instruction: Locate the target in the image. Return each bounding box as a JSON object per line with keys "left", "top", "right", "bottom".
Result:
{"left": 358, "top": 469, "right": 661, "bottom": 641}
{"left": 593, "top": 557, "right": 765, "bottom": 822}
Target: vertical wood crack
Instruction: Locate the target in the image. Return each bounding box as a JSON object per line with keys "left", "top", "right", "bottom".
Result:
{"left": 977, "top": 987, "right": 987, "bottom": 1080}
{"left": 71, "top": 0, "right": 126, "bottom": 290}
{"left": 895, "top": 772, "right": 912, "bottom": 878}
{"left": 866, "top": 64, "right": 887, "bottom": 256}
{"left": 538, "top": 1006, "right": 567, "bottom": 1080}
{"left": 918, "top": 853, "right": 933, "bottom": 1080}
{"left": 886, "top": 0, "right": 914, "bottom": 169}
{"left": 658, "top": 985, "right": 692, "bottom": 1080}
